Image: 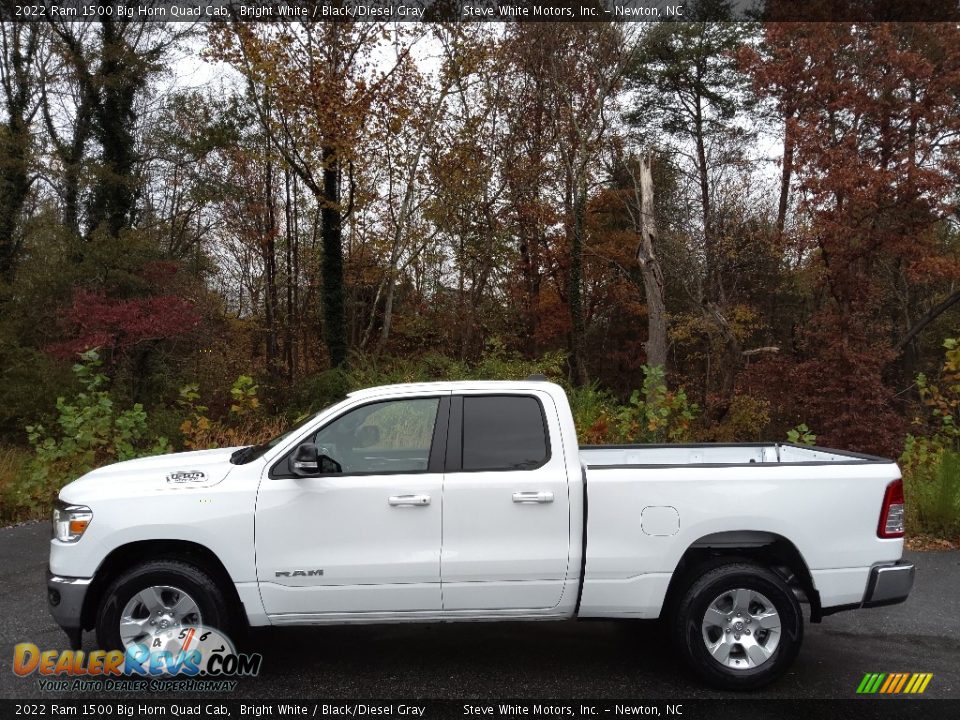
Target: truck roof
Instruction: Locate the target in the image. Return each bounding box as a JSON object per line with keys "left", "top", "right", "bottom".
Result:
{"left": 346, "top": 379, "right": 559, "bottom": 399}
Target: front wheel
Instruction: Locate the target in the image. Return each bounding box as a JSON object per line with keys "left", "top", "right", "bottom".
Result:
{"left": 671, "top": 562, "right": 803, "bottom": 690}
{"left": 96, "top": 559, "right": 232, "bottom": 652}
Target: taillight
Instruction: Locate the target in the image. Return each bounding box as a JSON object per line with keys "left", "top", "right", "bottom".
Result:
{"left": 877, "top": 478, "right": 905, "bottom": 538}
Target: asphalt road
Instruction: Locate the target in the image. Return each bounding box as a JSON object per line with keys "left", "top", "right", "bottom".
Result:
{"left": 1, "top": 521, "right": 958, "bottom": 700}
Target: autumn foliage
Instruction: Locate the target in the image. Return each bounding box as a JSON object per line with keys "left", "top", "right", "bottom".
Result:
{"left": 1, "top": 18, "right": 959, "bottom": 475}
{"left": 48, "top": 290, "right": 201, "bottom": 361}
{"left": 735, "top": 23, "right": 960, "bottom": 455}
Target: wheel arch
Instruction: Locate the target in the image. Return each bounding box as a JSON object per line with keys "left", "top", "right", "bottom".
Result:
{"left": 81, "top": 539, "right": 247, "bottom": 632}
{"left": 662, "top": 530, "right": 822, "bottom": 622}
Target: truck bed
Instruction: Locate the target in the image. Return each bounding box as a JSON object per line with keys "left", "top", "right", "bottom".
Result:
{"left": 580, "top": 442, "right": 891, "bottom": 468}
{"left": 575, "top": 440, "right": 901, "bottom": 619}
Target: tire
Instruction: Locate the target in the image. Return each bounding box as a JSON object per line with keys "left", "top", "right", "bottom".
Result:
{"left": 671, "top": 562, "right": 803, "bottom": 690}
{"left": 96, "top": 559, "right": 232, "bottom": 651}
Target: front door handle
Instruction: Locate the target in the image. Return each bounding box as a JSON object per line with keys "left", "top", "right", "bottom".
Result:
{"left": 388, "top": 494, "right": 431, "bottom": 507}
{"left": 512, "top": 491, "right": 554, "bottom": 504}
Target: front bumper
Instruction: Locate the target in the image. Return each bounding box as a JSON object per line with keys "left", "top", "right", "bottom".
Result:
{"left": 863, "top": 561, "right": 915, "bottom": 608}
{"left": 47, "top": 572, "right": 91, "bottom": 648}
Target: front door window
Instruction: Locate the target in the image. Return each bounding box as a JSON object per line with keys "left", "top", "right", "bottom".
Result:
{"left": 312, "top": 397, "right": 440, "bottom": 474}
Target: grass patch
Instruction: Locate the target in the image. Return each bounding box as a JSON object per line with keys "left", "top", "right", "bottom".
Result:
{"left": 903, "top": 450, "right": 960, "bottom": 539}
{"left": 0, "top": 446, "right": 47, "bottom": 526}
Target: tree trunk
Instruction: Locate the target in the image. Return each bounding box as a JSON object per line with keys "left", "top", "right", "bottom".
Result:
{"left": 263, "top": 152, "right": 279, "bottom": 383}
{"left": 86, "top": 18, "right": 141, "bottom": 239}
{"left": 0, "top": 24, "right": 38, "bottom": 280}
{"left": 635, "top": 152, "right": 668, "bottom": 369}
{"left": 321, "top": 145, "right": 347, "bottom": 368}
{"left": 694, "top": 102, "right": 711, "bottom": 251}
{"left": 569, "top": 168, "right": 589, "bottom": 386}
{"left": 0, "top": 120, "right": 30, "bottom": 282}
{"left": 284, "top": 164, "right": 295, "bottom": 384}
{"left": 518, "top": 228, "right": 541, "bottom": 356}
{"left": 292, "top": 173, "right": 304, "bottom": 376}
{"left": 375, "top": 272, "right": 397, "bottom": 356}
{"left": 776, "top": 108, "right": 795, "bottom": 237}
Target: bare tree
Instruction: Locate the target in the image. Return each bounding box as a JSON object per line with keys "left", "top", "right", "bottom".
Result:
{"left": 624, "top": 152, "right": 668, "bottom": 369}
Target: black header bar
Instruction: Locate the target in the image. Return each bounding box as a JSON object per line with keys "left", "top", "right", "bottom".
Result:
{"left": 6, "top": 0, "right": 960, "bottom": 23}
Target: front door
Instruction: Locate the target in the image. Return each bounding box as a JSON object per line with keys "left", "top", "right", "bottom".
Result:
{"left": 441, "top": 392, "right": 571, "bottom": 611}
{"left": 256, "top": 395, "right": 448, "bottom": 617}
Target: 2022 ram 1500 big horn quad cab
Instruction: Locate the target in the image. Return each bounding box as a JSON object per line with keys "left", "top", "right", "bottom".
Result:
{"left": 47, "top": 379, "right": 914, "bottom": 689}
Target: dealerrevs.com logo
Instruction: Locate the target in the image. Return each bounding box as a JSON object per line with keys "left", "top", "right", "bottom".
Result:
{"left": 13, "top": 626, "right": 262, "bottom": 692}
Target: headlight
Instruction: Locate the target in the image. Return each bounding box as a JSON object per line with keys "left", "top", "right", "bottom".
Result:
{"left": 52, "top": 500, "right": 93, "bottom": 543}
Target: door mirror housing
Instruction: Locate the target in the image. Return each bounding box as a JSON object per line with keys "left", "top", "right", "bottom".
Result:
{"left": 291, "top": 443, "right": 319, "bottom": 476}
{"left": 291, "top": 443, "right": 342, "bottom": 477}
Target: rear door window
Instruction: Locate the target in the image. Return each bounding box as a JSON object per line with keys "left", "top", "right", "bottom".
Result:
{"left": 461, "top": 395, "right": 549, "bottom": 471}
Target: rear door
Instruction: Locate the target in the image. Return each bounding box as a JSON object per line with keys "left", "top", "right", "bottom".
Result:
{"left": 440, "top": 392, "right": 571, "bottom": 611}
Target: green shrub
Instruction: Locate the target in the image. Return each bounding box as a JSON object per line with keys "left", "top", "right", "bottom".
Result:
{"left": 914, "top": 337, "right": 960, "bottom": 451}
{"left": 178, "top": 375, "right": 287, "bottom": 449}
{"left": 699, "top": 395, "right": 771, "bottom": 443}
{"left": 786, "top": 423, "right": 817, "bottom": 446}
{"left": 900, "top": 338, "right": 960, "bottom": 537}
{"left": 901, "top": 439, "right": 960, "bottom": 538}
{"left": 289, "top": 368, "right": 352, "bottom": 415}
{"left": 568, "top": 384, "right": 618, "bottom": 444}
{"left": 577, "top": 366, "right": 698, "bottom": 444}
{"left": 22, "top": 350, "right": 170, "bottom": 514}
{"left": 0, "top": 344, "right": 74, "bottom": 444}
{"left": 614, "top": 366, "right": 698, "bottom": 443}
{"left": 229, "top": 375, "right": 261, "bottom": 416}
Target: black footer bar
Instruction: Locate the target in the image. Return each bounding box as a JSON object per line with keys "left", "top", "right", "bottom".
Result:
{"left": 2, "top": 699, "right": 959, "bottom": 720}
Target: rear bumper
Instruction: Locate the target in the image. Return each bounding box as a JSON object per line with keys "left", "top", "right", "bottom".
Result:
{"left": 47, "top": 572, "right": 91, "bottom": 647}
{"left": 863, "top": 561, "right": 915, "bottom": 608}
{"left": 818, "top": 560, "right": 914, "bottom": 618}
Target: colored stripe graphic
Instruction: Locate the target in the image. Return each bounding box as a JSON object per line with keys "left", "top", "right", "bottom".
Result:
{"left": 893, "top": 673, "right": 909, "bottom": 693}
{"left": 904, "top": 674, "right": 920, "bottom": 693}
{"left": 857, "top": 673, "right": 932, "bottom": 694}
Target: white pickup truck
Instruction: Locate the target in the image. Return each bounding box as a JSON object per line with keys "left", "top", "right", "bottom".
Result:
{"left": 48, "top": 379, "right": 914, "bottom": 689}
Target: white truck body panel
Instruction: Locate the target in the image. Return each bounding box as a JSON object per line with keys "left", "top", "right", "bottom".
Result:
{"left": 439, "top": 388, "right": 573, "bottom": 611}
{"left": 576, "top": 462, "right": 902, "bottom": 616}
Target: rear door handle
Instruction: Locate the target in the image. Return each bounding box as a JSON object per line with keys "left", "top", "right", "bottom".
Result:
{"left": 388, "top": 494, "right": 431, "bottom": 507}
{"left": 512, "top": 491, "right": 554, "bottom": 504}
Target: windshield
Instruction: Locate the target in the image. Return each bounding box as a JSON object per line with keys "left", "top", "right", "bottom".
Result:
{"left": 229, "top": 401, "right": 340, "bottom": 465}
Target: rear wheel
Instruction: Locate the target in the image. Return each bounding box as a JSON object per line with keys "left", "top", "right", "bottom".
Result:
{"left": 671, "top": 562, "right": 803, "bottom": 690}
{"left": 96, "top": 559, "right": 231, "bottom": 651}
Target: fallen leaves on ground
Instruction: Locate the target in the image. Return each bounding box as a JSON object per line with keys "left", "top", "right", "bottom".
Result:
{"left": 905, "top": 534, "right": 959, "bottom": 551}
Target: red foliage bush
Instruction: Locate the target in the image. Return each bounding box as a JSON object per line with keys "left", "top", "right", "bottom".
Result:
{"left": 48, "top": 289, "right": 201, "bottom": 360}
{"left": 739, "top": 312, "right": 906, "bottom": 458}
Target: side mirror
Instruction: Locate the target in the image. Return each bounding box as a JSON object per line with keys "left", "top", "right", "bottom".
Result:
{"left": 291, "top": 443, "right": 342, "bottom": 477}
{"left": 291, "top": 443, "right": 319, "bottom": 476}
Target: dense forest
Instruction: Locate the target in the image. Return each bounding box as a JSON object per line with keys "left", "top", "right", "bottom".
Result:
{"left": 0, "top": 16, "right": 958, "bottom": 534}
